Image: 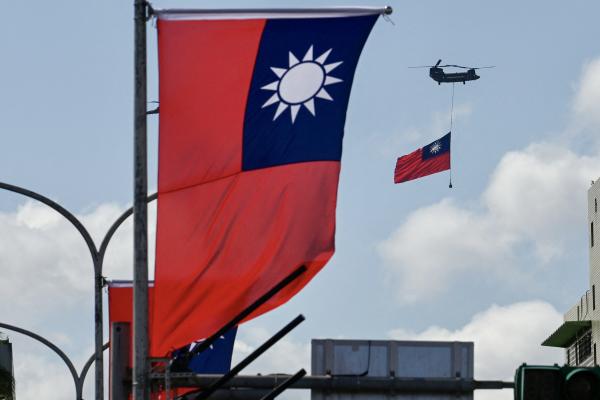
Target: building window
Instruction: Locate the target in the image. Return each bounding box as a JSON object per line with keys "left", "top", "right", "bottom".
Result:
{"left": 579, "top": 332, "right": 593, "bottom": 362}
{"left": 567, "top": 330, "right": 593, "bottom": 366}
{"left": 592, "top": 222, "right": 595, "bottom": 247}
{"left": 594, "top": 285, "right": 596, "bottom": 311}
{"left": 596, "top": 198, "right": 598, "bottom": 213}
{"left": 595, "top": 343, "right": 597, "bottom": 365}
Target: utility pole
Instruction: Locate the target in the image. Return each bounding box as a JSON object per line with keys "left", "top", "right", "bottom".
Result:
{"left": 133, "top": 0, "right": 149, "bottom": 399}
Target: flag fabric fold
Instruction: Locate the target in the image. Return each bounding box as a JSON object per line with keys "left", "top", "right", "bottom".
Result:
{"left": 152, "top": 11, "right": 379, "bottom": 356}
{"left": 394, "top": 132, "right": 451, "bottom": 184}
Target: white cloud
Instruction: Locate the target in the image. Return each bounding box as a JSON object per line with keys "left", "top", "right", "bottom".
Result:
{"left": 0, "top": 200, "right": 157, "bottom": 319}
{"left": 389, "top": 301, "right": 564, "bottom": 400}
{"left": 13, "top": 352, "right": 74, "bottom": 400}
{"left": 378, "top": 57, "right": 600, "bottom": 304}
{"left": 378, "top": 199, "right": 517, "bottom": 303}
{"left": 484, "top": 142, "right": 598, "bottom": 260}
{"left": 0, "top": 202, "right": 98, "bottom": 319}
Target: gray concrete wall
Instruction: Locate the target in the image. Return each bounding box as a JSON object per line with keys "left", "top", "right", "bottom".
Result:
{"left": 588, "top": 180, "right": 600, "bottom": 366}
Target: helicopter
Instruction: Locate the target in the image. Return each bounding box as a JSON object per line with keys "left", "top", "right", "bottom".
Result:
{"left": 410, "top": 60, "right": 495, "bottom": 84}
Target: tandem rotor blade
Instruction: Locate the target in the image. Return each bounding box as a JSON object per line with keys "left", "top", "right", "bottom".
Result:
{"left": 441, "top": 64, "right": 469, "bottom": 69}
{"left": 441, "top": 64, "right": 496, "bottom": 69}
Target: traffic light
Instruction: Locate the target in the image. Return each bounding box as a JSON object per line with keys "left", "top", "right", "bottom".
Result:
{"left": 515, "top": 364, "right": 600, "bottom": 400}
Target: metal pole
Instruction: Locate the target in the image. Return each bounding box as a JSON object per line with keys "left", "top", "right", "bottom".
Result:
{"left": 133, "top": 0, "right": 149, "bottom": 398}
{"left": 94, "top": 259, "right": 104, "bottom": 400}
{"left": 154, "top": 6, "right": 393, "bottom": 18}
{"left": 111, "top": 323, "right": 131, "bottom": 400}
{"left": 163, "top": 374, "right": 515, "bottom": 392}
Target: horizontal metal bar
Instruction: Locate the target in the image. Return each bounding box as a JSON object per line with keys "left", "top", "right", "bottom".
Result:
{"left": 192, "top": 389, "right": 271, "bottom": 400}
{"left": 151, "top": 374, "right": 514, "bottom": 392}
{"left": 154, "top": 6, "right": 393, "bottom": 20}
{"left": 259, "top": 369, "right": 306, "bottom": 400}
{"left": 107, "top": 280, "right": 155, "bottom": 288}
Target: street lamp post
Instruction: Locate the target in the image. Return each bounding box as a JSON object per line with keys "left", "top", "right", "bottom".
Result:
{"left": 0, "top": 181, "right": 157, "bottom": 400}
{"left": 132, "top": 0, "right": 150, "bottom": 398}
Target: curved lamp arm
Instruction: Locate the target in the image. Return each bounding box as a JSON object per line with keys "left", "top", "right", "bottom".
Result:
{"left": 0, "top": 182, "right": 99, "bottom": 267}
{"left": 98, "top": 192, "right": 158, "bottom": 264}
{"left": 80, "top": 342, "right": 109, "bottom": 387}
{"left": 0, "top": 322, "right": 81, "bottom": 399}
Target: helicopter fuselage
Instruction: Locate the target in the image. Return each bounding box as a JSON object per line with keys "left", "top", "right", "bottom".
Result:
{"left": 429, "top": 67, "right": 480, "bottom": 84}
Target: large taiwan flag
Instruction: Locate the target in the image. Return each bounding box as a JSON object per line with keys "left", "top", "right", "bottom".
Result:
{"left": 152, "top": 9, "right": 382, "bottom": 356}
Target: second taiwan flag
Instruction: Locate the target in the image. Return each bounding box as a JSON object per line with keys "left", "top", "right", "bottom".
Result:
{"left": 152, "top": 9, "right": 382, "bottom": 356}
{"left": 394, "top": 132, "right": 451, "bottom": 184}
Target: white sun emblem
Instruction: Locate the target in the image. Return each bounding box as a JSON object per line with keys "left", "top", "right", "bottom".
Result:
{"left": 430, "top": 141, "right": 442, "bottom": 154}
{"left": 261, "top": 45, "right": 344, "bottom": 123}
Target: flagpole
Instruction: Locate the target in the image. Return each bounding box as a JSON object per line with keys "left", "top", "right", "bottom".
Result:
{"left": 133, "top": 0, "right": 149, "bottom": 399}
{"left": 448, "top": 83, "right": 455, "bottom": 189}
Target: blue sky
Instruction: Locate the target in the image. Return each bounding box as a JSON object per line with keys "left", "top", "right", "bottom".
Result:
{"left": 2, "top": 1, "right": 600, "bottom": 399}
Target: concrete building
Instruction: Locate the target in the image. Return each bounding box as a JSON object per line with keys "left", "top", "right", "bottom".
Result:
{"left": 543, "top": 179, "right": 600, "bottom": 366}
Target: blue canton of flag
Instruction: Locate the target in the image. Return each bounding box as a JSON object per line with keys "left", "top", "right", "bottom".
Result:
{"left": 422, "top": 132, "right": 451, "bottom": 160}
{"left": 242, "top": 15, "right": 378, "bottom": 171}
{"left": 171, "top": 327, "right": 237, "bottom": 373}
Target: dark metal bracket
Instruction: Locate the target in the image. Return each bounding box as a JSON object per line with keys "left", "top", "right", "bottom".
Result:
{"left": 259, "top": 369, "right": 307, "bottom": 400}
{"left": 145, "top": 1, "right": 155, "bottom": 21}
